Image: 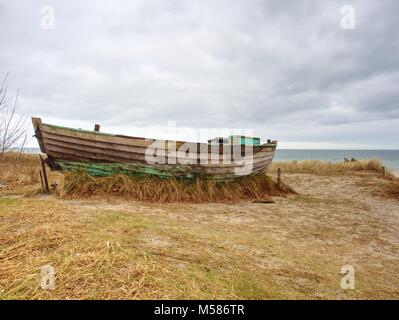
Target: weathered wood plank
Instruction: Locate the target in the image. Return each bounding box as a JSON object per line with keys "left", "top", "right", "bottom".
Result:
{"left": 41, "top": 123, "right": 273, "bottom": 154}
{"left": 42, "top": 132, "right": 275, "bottom": 165}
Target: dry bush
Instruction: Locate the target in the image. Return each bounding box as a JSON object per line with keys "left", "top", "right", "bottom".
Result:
{"left": 271, "top": 159, "right": 392, "bottom": 176}
{"left": 0, "top": 73, "right": 28, "bottom": 154}
{"left": 59, "top": 172, "right": 290, "bottom": 203}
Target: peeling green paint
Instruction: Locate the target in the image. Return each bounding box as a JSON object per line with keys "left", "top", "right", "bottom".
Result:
{"left": 57, "top": 161, "right": 197, "bottom": 179}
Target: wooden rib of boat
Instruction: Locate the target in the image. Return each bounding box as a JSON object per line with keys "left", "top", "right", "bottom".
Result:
{"left": 32, "top": 117, "right": 277, "bottom": 180}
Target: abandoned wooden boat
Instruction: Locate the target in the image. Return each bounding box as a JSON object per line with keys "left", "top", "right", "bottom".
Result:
{"left": 32, "top": 117, "right": 277, "bottom": 180}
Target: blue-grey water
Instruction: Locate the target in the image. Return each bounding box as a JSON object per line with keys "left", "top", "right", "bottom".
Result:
{"left": 22, "top": 148, "right": 399, "bottom": 170}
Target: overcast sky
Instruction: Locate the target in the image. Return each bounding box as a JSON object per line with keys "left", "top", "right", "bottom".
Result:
{"left": 1, "top": 0, "right": 398, "bottom": 149}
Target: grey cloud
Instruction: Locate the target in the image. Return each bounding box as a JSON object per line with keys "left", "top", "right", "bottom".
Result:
{"left": 0, "top": 0, "right": 398, "bottom": 148}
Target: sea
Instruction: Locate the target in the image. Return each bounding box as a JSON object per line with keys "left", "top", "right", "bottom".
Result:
{"left": 22, "top": 148, "right": 399, "bottom": 171}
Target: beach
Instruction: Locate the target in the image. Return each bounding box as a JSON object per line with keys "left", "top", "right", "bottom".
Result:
{"left": 1, "top": 154, "right": 398, "bottom": 299}
{"left": 2, "top": 0, "right": 398, "bottom": 306}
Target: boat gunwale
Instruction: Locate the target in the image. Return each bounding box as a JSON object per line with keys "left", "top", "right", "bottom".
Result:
{"left": 40, "top": 122, "right": 277, "bottom": 149}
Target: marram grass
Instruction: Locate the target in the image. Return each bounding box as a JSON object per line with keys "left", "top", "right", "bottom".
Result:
{"left": 271, "top": 159, "right": 393, "bottom": 176}
{"left": 58, "top": 172, "right": 292, "bottom": 203}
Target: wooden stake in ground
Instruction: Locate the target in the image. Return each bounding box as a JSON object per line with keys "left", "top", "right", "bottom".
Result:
{"left": 39, "top": 155, "right": 50, "bottom": 193}
{"left": 39, "top": 170, "right": 44, "bottom": 191}
{"left": 277, "top": 167, "right": 282, "bottom": 188}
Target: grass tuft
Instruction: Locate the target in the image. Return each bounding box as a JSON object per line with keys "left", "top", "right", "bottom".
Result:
{"left": 271, "top": 159, "right": 394, "bottom": 177}
{"left": 58, "top": 172, "right": 289, "bottom": 203}
{"left": 0, "top": 152, "right": 41, "bottom": 185}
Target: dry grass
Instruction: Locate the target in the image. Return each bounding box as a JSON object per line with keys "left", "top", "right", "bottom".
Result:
{"left": 1, "top": 169, "right": 399, "bottom": 299}
{"left": 354, "top": 175, "right": 399, "bottom": 200}
{"left": 0, "top": 197, "right": 290, "bottom": 299}
{"left": 59, "top": 172, "right": 289, "bottom": 203}
{"left": 0, "top": 152, "right": 41, "bottom": 186}
{"left": 269, "top": 160, "right": 399, "bottom": 201}
{"left": 271, "top": 159, "right": 394, "bottom": 177}
{"left": 384, "top": 180, "right": 399, "bottom": 198}
{"left": 1, "top": 152, "right": 396, "bottom": 201}
{"left": 1, "top": 154, "right": 399, "bottom": 299}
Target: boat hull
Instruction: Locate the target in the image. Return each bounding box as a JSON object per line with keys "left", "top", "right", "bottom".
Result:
{"left": 32, "top": 118, "right": 277, "bottom": 180}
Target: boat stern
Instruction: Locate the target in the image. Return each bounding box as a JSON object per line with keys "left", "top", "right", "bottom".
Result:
{"left": 32, "top": 117, "right": 47, "bottom": 154}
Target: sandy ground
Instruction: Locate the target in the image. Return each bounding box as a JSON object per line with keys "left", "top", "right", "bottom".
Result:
{"left": 1, "top": 171, "right": 399, "bottom": 299}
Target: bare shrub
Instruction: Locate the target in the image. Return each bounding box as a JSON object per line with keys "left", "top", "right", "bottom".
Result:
{"left": 0, "top": 73, "right": 28, "bottom": 155}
